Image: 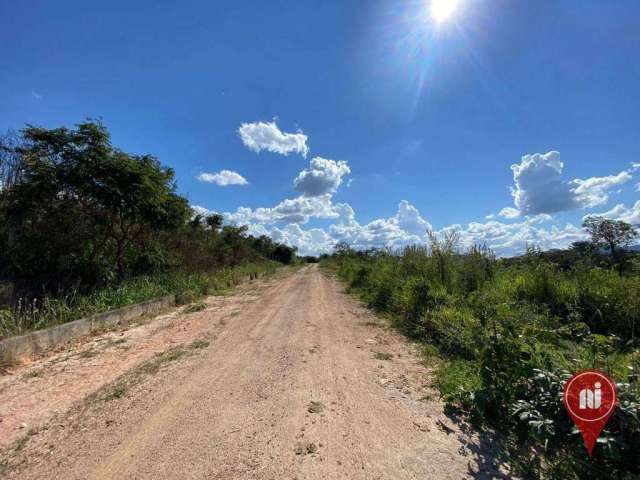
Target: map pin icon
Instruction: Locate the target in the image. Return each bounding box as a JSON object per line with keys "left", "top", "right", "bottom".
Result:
{"left": 563, "top": 370, "right": 617, "bottom": 456}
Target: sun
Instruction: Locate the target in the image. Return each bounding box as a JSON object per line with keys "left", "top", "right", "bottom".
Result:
{"left": 430, "top": 0, "right": 461, "bottom": 23}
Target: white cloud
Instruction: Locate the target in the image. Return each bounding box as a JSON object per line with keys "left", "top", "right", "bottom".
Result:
{"left": 326, "top": 200, "right": 585, "bottom": 256}
{"left": 586, "top": 201, "right": 640, "bottom": 226}
{"left": 270, "top": 224, "right": 335, "bottom": 257}
{"left": 190, "top": 205, "right": 219, "bottom": 223}
{"left": 193, "top": 148, "right": 635, "bottom": 256}
{"left": 498, "top": 207, "right": 520, "bottom": 219}
{"left": 635, "top": 182, "right": 640, "bottom": 192}
{"left": 201, "top": 195, "right": 590, "bottom": 257}
{"left": 506, "top": 151, "right": 632, "bottom": 216}
{"left": 450, "top": 218, "right": 586, "bottom": 256}
{"left": 570, "top": 170, "right": 631, "bottom": 208}
{"left": 238, "top": 120, "right": 309, "bottom": 157}
{"left": 329, "top": 200, "right": 431, "bottom": 251}
{"left": 224, "top": 194, "right": 343, "bottom": 226}
{"left": 293, "top": 157, "right": 350, "bottom": 196}
{"left": 197, "top": 170, "right": 249, "bottom": 186}
{"left": 631, "top": 162, "right": 640, "bottom": 172}
{"left": 396, "top": 200, "right": 432, "bottom": 235}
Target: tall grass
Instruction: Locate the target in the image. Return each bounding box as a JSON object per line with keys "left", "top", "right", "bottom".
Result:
{"left": 0, "top": 261, "right": 279, "bottom": 339}
{"left": 325, "top": 246, "right": 640, "bottom": 479}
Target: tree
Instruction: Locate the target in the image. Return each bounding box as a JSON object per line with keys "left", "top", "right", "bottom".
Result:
{"left": 0, "top": 130, "right": 25, "bottom": 190}
{"left": 582, "top": 216, "right": 638, "bottom": 274}
{"left": 334, "top": 241, "right": 352, "bottom": 256}
{"left": 205, "top": 213, "right": 224, "bottom": 231}
{"left": 571, "top": 240, "right": 596, "bottom": 257}
{"left": 427, "top": 229, "right": 460, "bottom": 285}
{"left": 0, "top": 121, "right": 190, "bottom": 288}
{"left": 271, "top": 244, "right": 297, "bottom": 264}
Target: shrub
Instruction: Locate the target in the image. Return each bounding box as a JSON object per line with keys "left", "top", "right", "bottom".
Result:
{"left": 435, "top": 359, "right": 481, "bottom": 413}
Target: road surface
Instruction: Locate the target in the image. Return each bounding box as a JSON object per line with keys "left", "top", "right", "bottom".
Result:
{"left": 1, "top": 265, "right": 504, "bottom": 479}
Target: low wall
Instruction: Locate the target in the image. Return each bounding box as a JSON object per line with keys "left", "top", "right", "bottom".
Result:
{"left": 0, "top": 295, "right": 175, "bottom": 364}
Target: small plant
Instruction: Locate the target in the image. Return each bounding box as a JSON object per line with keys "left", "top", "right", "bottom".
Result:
{"left": 103, "top": 383, "right": 127, "bottom": 401}
{"left": 190, "top": 339, "right": 210, "bottom": 349}
{"left": 307, "top": 401, "right": 325, "bottom": 414}
{"left": 22, "top": 369, "right": 43, "bottom": 379}
{"left": 78, "top": 348, "right": 97, "bottom": 359}
{"left": 13, "top": 428, "right": 37, "bottom": 452}
{"left": 138, "top": 346, "right": 188, "bottom": 375}
{"left": 374, "top": 351, "right": 393, "bottom": 361}
{"left": 294, "top": 441, "right": 318, "bottom": 455}
{"left": 183, "top": 302, "right": 207, "bottom": 314}
{"left": 175, "top": 289, "right": 199, "bottom": 306}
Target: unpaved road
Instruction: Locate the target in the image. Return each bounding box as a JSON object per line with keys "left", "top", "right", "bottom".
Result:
{"left": 1, "top": 265, "right": 507, "bottom": 479}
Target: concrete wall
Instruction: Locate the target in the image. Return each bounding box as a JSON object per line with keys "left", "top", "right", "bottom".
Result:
{"left": 0, "top": 295, "right": 175, "bottom": 365}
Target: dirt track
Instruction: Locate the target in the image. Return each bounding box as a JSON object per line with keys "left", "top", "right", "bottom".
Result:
{"left": 1, "top": 265, "right": 507, "bottom": 479}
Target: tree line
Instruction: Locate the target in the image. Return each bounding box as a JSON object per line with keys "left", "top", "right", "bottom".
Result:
{"left": 0, "top": 120, "right": 296, "bottom": 299}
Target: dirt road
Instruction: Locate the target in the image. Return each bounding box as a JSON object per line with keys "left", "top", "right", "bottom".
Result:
{"left": 1, "top": 265, "right": 506, "bottom": 479}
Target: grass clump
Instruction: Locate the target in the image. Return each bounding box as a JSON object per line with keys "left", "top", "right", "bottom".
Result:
{"left": 94, "top": 344, "right": 197, "bottom": 403}
{"left": 138, "top": 346, "right": 188, "bottom": 375}
{"left": 189, "top": 339, "right": 210, "bottom": 349}
{"left": 294, "top": 441, "right": 318, "bottom": 455}
{"left": 373, "top": 351, "right": 393, "bottom": 361}
{"left": 102, "top": 383, "right": 127, "bottom": 401}
{"left": 307, "top": 401, "right": 325, "bottom": 414}
{"left": 183, "top": 301, "right": 207, "bottom": 313}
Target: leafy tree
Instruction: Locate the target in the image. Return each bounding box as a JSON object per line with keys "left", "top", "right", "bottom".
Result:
{"left": 334, "top": 241, "right": 352, "bottom": 256}
{"left": 571, "top": 240, "right": 596, "bottom": 257}
{"left": 583, "top": 216, "right": 638, "bottom": 274}
{"left": 271, "top": 244, "right": 297, "bottom": 264}
{"left": 0, "top": 130, "right": 25, "bottom": 189}
{"left": 0, "top": 121, "right": 190, "bottom": 288}
{"left": 205, "top": 213, "right": 224, "bottom": 231}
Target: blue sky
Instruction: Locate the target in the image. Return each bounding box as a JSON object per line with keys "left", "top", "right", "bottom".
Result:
{"left": 2, "top": 0, "right": 639, "bottom": 255}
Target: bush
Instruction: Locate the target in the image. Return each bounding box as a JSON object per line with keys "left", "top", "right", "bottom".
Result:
{"left": 435, "top": 359, "right": 481, "bottom": 412}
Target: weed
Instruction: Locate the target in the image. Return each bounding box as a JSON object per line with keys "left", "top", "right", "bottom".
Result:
{"left": 374, "top": 351, "right": 393, "bottom": 361}
{"left": 138, "top": 346, "right": 188, "bottom": 375}
{"left": 78, "top": 348, "right": 97, "bottom": 359}
{"left": 22, "top": 369, "right": 43, "bottom": 379}
{"left": 294, "top": 441, "right": 318, "bottom": 455}
{"left": 183, "top": 301, "right": 207, "bottom": 314}
{"left": 190, "top": 339, "right": 210, "bottom": 349}
{"left": 307, "top": 401, "right": 324, "bottom": 414}
{"left": 103, "top": 383, "right": 127, "bottom": 401}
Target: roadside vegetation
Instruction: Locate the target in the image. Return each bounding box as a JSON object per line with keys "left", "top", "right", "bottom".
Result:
{"left": 0, "top": 121, "right": 296, "bottom": 339}
{"left": 323, "top": 223, "right": 640, "bottom": 479}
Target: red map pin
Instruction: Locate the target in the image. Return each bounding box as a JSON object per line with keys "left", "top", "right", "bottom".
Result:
{"left": 563, "top": 370, "right": 617, "bottom": 456}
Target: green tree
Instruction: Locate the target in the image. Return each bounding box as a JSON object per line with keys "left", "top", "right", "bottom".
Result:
{"left": 0, "top": 121, "right": 190, "bottom": 288}
{"left": 583, "top": 216, "right": 638, "bottom": 275}
{"left": 205, "top": 213, "right": 224, "bottom": 231}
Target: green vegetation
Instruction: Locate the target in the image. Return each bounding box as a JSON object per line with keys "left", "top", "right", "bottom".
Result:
{"left": 324, "top": 231, "right": 640, "bottom": 479}
{"left": 183, "top": 302, "right": 207, "bottom": 314}
{"left": 189, "top": 339, "right": 210, "bottom": 349}
{"left": 0, "top": 121, "right": 297, "bottom": 339}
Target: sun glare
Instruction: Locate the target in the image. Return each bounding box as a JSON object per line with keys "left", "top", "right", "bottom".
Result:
{"left": 430, "top": 0, "right": 461, "bottom": 23}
